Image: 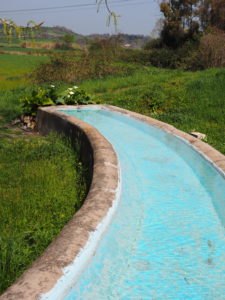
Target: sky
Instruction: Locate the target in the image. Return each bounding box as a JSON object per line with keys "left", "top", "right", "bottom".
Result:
{"left": 0, "top": 0, "right": 162, "bottom": 36}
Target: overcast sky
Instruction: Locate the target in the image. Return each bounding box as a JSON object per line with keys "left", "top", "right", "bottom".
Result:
{"left": 0, "top": 0, "right": 162, "bottom": 36}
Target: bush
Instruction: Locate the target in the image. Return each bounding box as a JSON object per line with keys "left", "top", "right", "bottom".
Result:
{"left": 119, "top": 49, "right": 152, "bottom": 65}
{"left": 88, "top": 37, "right": 122, "bottom": 61}
{"left": 147, "top": 39, "right": 200, "bottom": 70}
{"left": 63, "top": 33, "right": 75, "bottom": 45}
{"left": 148, "top": 48, "right": 179, "bottom": 68}
{"left": 32, "top": 37, "right": 138, "bottom": 84}
{"left": 33, "top": 51, "right": 136, "bottom": 84}
{"left": 20, "top": 85, "right": 57, "bottom": 115}
{"left": 143, "top": 38, "right": 163, "bottom": 50}
{"left": 20, "top": 85, "right": 98, "bottom": 115}
{"left": 197, "top": 28, "right": 225, "bottom": 68}
{"left": 54, "top": 42, "right": 73, "bottom": 50}
{"left": 33, "top": 54, "right": 77, "bottom": 84}
{"left": 56, "top": 86, "right": 96, "bottom": 105}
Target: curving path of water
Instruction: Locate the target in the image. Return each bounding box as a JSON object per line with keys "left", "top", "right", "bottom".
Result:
{"left": 60, "top": 108, "right": 225, "bottom": 299}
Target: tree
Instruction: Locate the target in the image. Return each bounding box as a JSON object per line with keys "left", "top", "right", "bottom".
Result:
{"left": 160, "top": 0, "right": 200, "bottom": 48}
{"left": 210, "top": 0, "right": 225, "bottom": 30}
{"left": 63, "top": 33, "right": 75, "bottom": 45}
{"left": 0, "top": 19, "right": 44, "bottom": 42}
{"left": 159, "top": 0, "right": 225, "bottom": 48}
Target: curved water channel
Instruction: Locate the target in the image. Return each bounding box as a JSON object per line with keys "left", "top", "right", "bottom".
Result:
{"left": 46, "top": 107, "right": 225, "bottom": 299}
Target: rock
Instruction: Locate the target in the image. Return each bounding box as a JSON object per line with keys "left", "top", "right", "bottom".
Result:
{"left": 189, "top": 132, "right": 206, "bottom": 140}
{"left": 12, "top": 118, "right": 21, "bottom": 125}
{"left": 20, "top": 125, "right": 30, "bottom": 132}
{"left": 23, "top": 115, "right": 33, "bottom": 124}
{"left": 26, "top": 121, "right": 36, "bottom": 130}
{"left": 20, "top": 114, "right": 36, "bottom": 131}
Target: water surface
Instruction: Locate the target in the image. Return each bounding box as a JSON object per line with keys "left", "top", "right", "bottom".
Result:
{"left": 61, "top": 108, "right": 225, "bottom": 299}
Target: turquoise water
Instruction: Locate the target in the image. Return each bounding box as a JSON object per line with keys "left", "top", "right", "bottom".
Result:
{"left": 62, "top": 108, "right": 225, "bottom": 299}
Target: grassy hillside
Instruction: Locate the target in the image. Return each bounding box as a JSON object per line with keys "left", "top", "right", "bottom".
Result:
{"left": 0, "top": 50, "right": 224, "bottom": 153}
{"left": 80, "top": 67, "right": 225, "bottom": 154}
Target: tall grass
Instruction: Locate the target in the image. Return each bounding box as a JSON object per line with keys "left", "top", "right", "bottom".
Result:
{"left": 0, "top": 134, "right": 87, "bottom": 293}
{"left": 80, "top": 67, "right": 225, "bottom": 154}
{"left": 0, "top": 53, "right": 87, "bottom": 294}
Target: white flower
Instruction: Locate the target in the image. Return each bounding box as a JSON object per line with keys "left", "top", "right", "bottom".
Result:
{"left": 68, "top": 88, "right": 73, "bottom": 91}
{"left": 67, "top": 95, "right": 70, "bottom": 98}
{"left": 50, "top": 85, "right": 55, "bottom": 88}
{"left": 69, "top": 91, "right": 74, "bottom": 95}
{"left": 73, "top": 86, "right": 78, "bottom": 89}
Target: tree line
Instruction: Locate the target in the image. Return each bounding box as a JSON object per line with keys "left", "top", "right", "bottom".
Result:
{"left": 159, "top": 0, "right": 225, "bottom": 48}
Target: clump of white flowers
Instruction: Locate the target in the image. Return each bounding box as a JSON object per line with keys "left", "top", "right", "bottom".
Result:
{"left": 55, "top": 85, "right": 96, "bottom": 105}
{"left": 20, "top": 84, "right": 98, "bottom": 115}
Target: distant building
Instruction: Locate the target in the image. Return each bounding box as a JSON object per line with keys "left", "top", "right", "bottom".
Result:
{"left": 123, "top": 43, "right": 131, "bottom": 48}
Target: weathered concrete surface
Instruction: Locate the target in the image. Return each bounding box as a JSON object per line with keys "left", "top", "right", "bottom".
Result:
{"left": 0, "top": 107, "right": 120, "bottom": 300}
{"left": 1, "top": 104, "right": 224, "bottom": 300}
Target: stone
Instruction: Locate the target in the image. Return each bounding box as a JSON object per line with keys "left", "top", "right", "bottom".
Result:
{"left": 189, "top": 132, "right": 207, "bottom": 140}
{"left": 11, "top": 118, "right": 21, "bottom": 125}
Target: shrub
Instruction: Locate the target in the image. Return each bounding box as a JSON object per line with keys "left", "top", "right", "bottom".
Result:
{"left": 32, "top": 37, "right": 138, "bottom": 84}
{"left": 56, "top": 86, "right": 96, "bottom": 105}
{"left": 20, "top": 85, "right": 57, "bottom": 115}
{"left": 148, "top": 48, "right": 179, "bottom": 68}
{"left": 197, "top": 28, "right": 225, "bottom": 68}
{"left": 33, "top": 51, "right": 136, "bottom": 84}
{"left": 63, "top": 33, "right": 75, "bottom": 45}
{"left": 54, "top": 42, "right": 73, "bottom": 50}
{"left": 119, "top": 49, "right": 152, "bottom": 65}
{"left": 88, "top": 37, "right": 122, "bottom": 61}
{"left": 147, "top": 39, "right": 200, "bottom": 70}
{"left": 20, "top": 85, "right": 98, "bottom": 115}
{"left": 33, "top": 54, "right": 79, "bottom": 84}
{"left": 143, "top": 38, "right": 163, "bottom": 50}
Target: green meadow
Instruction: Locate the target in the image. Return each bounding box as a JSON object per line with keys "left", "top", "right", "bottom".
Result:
{"left": 80, "top": 67, "right": 225, "bottom": 154}
{"left": 0, "top": 54, "right": 87, "bottom": 294}
{"left": 0, "top": 134, "right": 87, "bottom": 293}
{"left": 0, "top": 54, "right": 49, "bottom": 90}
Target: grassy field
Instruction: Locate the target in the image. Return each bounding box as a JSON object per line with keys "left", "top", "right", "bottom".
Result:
{"left": 80, "top": 67, "right": 225, "bottom": 154}
{"left": 0, "top": 54, "right": 49, "bottom": 90}
{"left": 0, "top": 46, "right": 57, "bottom": 53}
{"left": 0, "top": 135, "right": 87, "bottom": 293}
{"left": 0, "top": 51, "right": 224, "bottom": 294}
{"left": 0, "top": 53, "right": 87, "bottom": 294}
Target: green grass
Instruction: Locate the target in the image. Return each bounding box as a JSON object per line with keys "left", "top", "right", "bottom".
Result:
{"left": 0, "top": 46, "right": 48, "bottom": 52}
{"left": 80, "top": 67, "right": 225, "bottom": 154}
{"left": 0, "top": 54, "right": 87, "bottom": 294}
{"left": 0, "top": 134, "right": 87, "bottom": 293}
{"left": 0, "top": 52, "right": 224, "bottom": 294}
{"left": 0, "top": 54, "right": 49, "bottom": 90}
{"left": 0, "top": 46, "right": 74, "bottom": 54}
